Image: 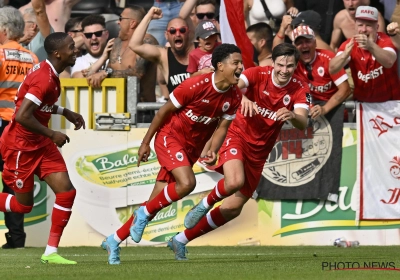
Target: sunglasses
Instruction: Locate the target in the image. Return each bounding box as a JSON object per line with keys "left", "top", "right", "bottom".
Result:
{"left": 83, "top": 30, "right": 106, "bottom": 39}
{"left": 167, "top": 26, "right": 188, "bottom": 35}
{"left": 119, "top": 16, "right": 134, "bottom": 21}
{"left": 305, "top": 63, "right": 314, "bottom": 81}
{"left": 69, "top": 29, "right": 82, "bottom": 33}
{"left": 196, "top": 13, "right": 215, "bottom": 20}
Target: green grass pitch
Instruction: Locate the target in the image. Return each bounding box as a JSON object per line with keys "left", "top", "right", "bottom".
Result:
{"left": 1, "top": 246, "right": 400, "bottom": 280}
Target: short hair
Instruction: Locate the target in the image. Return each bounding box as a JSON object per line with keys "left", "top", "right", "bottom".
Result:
{"left": 65, "top": 17, "right": 83, "bottom": 33}
{"left": 44, "top": 32, "right": 69, "bottom": 54}
{"left": 272, "top": 43, "right": 300, "bottom": 64}
{"left": 81, "top": 14, "right": 106, "bottom": 31}
{"left": 0, "top": 7, "right": 25, "bottom": 40}
{"left": 196, "top": 0, "right": 216, "bottom": 7}
{"left": 125, "top": 5, "right": 146, "bottom": 22}
{"left": 23, "top": 7, "right": 36, "bottom": 22}
{"left": 211, "top": 43, "right": 241, "bottom": 69}
{"left": 246, "top": 22, "right": 273, "bottom": 51}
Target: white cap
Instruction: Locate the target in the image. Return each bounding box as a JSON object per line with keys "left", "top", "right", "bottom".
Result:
{"left": 355, "top": 6, "right": 378, "bottom": 21}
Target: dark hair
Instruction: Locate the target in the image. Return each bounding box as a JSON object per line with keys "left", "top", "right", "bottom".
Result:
{"left": 272, "top": 43, "right": 300, "bottom": 64}
{"left": 65, "top": 17, "right": 83, "bottom": 33}
{"left": 44, "top": 32, "right": 69, "bottom": 54}
{"left": 125, "top": 5, "right": 146, "bottom": 22}
{"left": 196, "top": 0, "right": 216, "bottom": 7}
{"left": 81, "top": 14, "right": 106, "bottom": 31}
{"left": 246, "top": 22, "right": 273, "bottom": 51}
{"left": 211, "top": 43, "right": 241, "bottom": 69}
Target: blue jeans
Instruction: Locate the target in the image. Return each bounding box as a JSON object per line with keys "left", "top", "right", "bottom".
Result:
{"left": 148, "top": 1, "right": 184, "bottom": 46}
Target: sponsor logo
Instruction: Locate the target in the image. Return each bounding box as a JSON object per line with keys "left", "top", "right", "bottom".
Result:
{"left": 381, "top": 188, "right": 400, "bottom": 204}
{"left": 148, "top": 203, "right": 177, "bottom": 226}
{"left": 40, "top": 104, "right": 54, "bottom": 113}
{"left": 390, "top": 156, "right": 400, "bottom": 179}
{"left": 309, "top": 81, "right": 333, "bottom": 93}
{"left": 185, "top": 109, "right": 218, "bottom": 124}
{"left": 357, "top": 66, "right": 383, "bottom": 82}
{"left": 4, "top": 49, "right": 34, "bottom": 63}
{"left": 254, "top": 103, "right": 278, "bottom": 120}
{"left": 202, "top": 99, "right": 210, "bottom": 103}
{"left": 263, "top": 90, "right": 270, "bottom": 96}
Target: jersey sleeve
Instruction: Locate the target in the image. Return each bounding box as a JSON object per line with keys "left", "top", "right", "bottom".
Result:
{"left": 239, "top": 67, "right": 260, "bottom": 100}
{"left": 222, "top": 87, "right": 242, "bottom": 120}
{"left": 294, "top": 83, "right": 310, "bottom": 111}
{"left": 326, "top": 55, "right": 348, "bottom": 86}
{"left": 186, "top": 51, "right": 199, "bottom": 73}
{"left": 169, "top": 78, "right": 196, "bottom": 109}
{"left": 337, "top": 39, "right": 352, "bottom": 63}
{"left": 25, "top": 69, "right": 50, "bottom": 105}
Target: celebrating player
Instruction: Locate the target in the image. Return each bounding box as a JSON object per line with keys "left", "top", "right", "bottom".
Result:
{"left": 101, "top": 43, "right": 243, "bottom": 264}
{"left": 0, "top": 32, "right": 84, "bottom": 264}
{"left": 169, "top": 43, "right": 309, "bottom": 260}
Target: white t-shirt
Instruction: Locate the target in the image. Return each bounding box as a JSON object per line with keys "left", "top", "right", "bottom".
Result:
{"left": 70, "top": 53, "right": 107, "bottom": 76}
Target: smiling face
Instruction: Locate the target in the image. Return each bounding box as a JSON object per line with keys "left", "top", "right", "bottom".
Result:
{"left": 165, "top": 18, "right": 190, "bottom": 55}
{"left": 83, "top": 23, "right": 109, "bottom": 57}
{"left": 356, "top": 19, "right": 378, "bottom": 39}
{"left": 58, "top": 35, "right": 78, "bottom": 68}
{"left": 272, "top": 55, "right": 297, "bottom": 85}
{"left": 217, "top": 52, "right": 243, "bottom": 85}
{"left": 294, "top": 37, "right": 316, "bottom": 64}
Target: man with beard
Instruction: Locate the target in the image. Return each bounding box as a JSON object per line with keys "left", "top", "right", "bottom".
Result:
{"left": 70, "top": 15, "right": 110, "bottom": 78}
{"left": 0, "top": 32, "right": 85, "bottom": 264}
{"left": 246, "top": 22, "right": 274, "bottom": 66}
{"left": 330, "top": 0, "right": 385, "bottom": 52}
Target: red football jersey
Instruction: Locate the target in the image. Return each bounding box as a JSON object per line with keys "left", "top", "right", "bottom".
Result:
{"left": 337, "top": 32, "right": 400, "bottom": 102}
{"left": 1, "top": 60, "right": 61, "bottom": 151}
{"left": 233, "top": 66, "right": 310, "bottom": 159}
{"left": 162, "top": 72, "right": 242, "bottom": 156}
{"left": 297, "top": 49, "right": 348, "bottom": 102}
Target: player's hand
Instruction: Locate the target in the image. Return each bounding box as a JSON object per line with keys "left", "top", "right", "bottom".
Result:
{"left": 310, "top": 105, "right": 325, "bottom": 120}
{"left": 276, "top": 107, "right": 295, "bottom": 122}
{"left": 137, "top": 142, "right": 151, "bottom": 167}
{"left": 87, "top": 71, "right": 106, "bottom": 88}
{"left": 201, "top": 151, "right": 217, "bottom": 166}
{"left": 387, "top": 22, "right": 399, "bottom": 36}
{"left": 149, "top": 6, "right": 163, "bottom": 20}
{"left": 63, "top": 109, "right": 86, "bottom": 130}
{"left": 241, "top": 95, "right": 258, "bottom": 117}
{"left": 344, "top": 38, "right": 354, "bottom": 56}
{"left": 50, "top": 131, "right": 70, "bottom": 148}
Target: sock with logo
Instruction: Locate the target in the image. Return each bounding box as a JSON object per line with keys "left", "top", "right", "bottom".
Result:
{"left": 180, "top": 206, "right": 227, "bottom": 243}
{"left": 145, "top": 183, "right": 180, "bottom": 215}
{"left": 115, "top": 201, "right": 148, "bottom": 240}
{"left": 44, "top": 190, "right": 76, "bottom": 256}
{"left": 203, "top": 179, "right": 229, "bottom": 208}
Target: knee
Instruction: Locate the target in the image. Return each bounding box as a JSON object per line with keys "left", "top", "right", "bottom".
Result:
{"left": 224, "top": 177, "right": 245, "bottom": 194}
{"left": 176, "top": 177, "right": 196, "bottom": 194}
{"left": 13, "top": 200, "right": 33, "bottom": 214}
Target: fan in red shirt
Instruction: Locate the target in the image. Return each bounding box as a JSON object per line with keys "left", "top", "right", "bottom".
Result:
{"left": 168, "top": 43, "right": 310, "bottom": 260}
{"left": 101, "top": 43, "right": 243, "bottom": 265}
{"left": 292, "top": 25, "right": 351, "bottom": 119}
{"left": 330, "top": 6, "right": 399, "bottom": 103}
{"left": 0, "top": 33, "right": 84, "bottom": 264}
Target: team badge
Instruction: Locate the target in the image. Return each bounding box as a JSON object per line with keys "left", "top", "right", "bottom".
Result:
{"left": 205, "top": 78, "right": 209, "bottom": 82}
{"left": 230, "top": 148, "right": 237, "bottom": 155}
{"left": 318, "top": 67, "right": 324, "bottom": 77}
{"left": 222, "top": 102, "right": 230, "bottom": 112}
{"left": 176, "top": 152, "right": 184, "bottom": 162}
{"left": 16, "top": 179, "right": 23, "bottom": 189}
{"left": 283, "top": 95, "right": 290, "bottom": 106}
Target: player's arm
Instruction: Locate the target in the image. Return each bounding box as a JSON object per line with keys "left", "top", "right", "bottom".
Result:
{"left": 15, "top": 98, "right": 70, "bottom": 147}
{"left": 329, "top": 38, "right": 354, "bottom": 74}
{"left": 129, "top": 7, "right": 164, "bottom": 65}
{"left": 330, "top": 16, "right": 342, "bottom": 52}
{"left": 310, "top": 80, "right": 351, "bottom": 119}
{"left": 203, "top": 118, "right": 232, "bottom": 165}
{"left": 137, "top": 100, "right": 179, "bottom": 166}
{"left": 387, "top": 22, "right": 400, "bottom": 49}
{"left": 276, "top": 106, "right": 308, "bottom": 130}
{"left": 357, "top": 34, "right": 397, "bottom": 68}
{"left": 32, "top": 0, "right": 51, "bottom": 38}
{"left": 51, "top": 105, "right": 85, "bottom": 130}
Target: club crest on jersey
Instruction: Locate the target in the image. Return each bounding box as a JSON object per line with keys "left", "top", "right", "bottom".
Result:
{"left": 222, "top": 102, "right": 230, "bottom": 112}
{"left": 16, "top": 179, "right": 23, "bottom": 189}
{"left": 230, "top": 148, "right": 237, "bottom": 155}
{"left": 317, "top": 67, "right": 324, "bottom": 77}
{"left": 283, "top": 95, "right": 290, "bottom": 106}
{"left": 176, "top": 152, "right": 184, "bottom": 162}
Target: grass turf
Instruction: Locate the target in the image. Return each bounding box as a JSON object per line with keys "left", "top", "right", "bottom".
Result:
{"left": 1, "top": 246, "right": 400, "bottom": 280}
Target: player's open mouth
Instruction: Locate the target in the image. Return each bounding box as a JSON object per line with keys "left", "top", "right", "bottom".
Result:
{"left": 234, "top": 72, "right": 241, "bottom": 78}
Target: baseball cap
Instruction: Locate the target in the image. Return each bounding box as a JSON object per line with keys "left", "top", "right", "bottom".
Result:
{"left": 292, "top": 25, "right": 315, "bottom": 42}
{"left": 195, "top": 20, "right": 220, "bottom": 39}
{"left": 355, "top": 6, "right": 378, "bottom": 21}
{"left": 292, "top": 10, "right": 322, "bottom": 31}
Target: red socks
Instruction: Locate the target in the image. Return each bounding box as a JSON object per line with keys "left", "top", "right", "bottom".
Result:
{"left": 145, "top": 183, "right": 180, "bottom": 215}
{"left": 115, "top": 201, "right": 147, "bottom": 240}
{"left": 0, "top": 193, "right": 33, "bottom": 213}
{"left": 206, "top": 179, "right": 229, "bottom": 207}
{"left": 184, "top": 206, "right": 228, "bottom": 241}
{"left": 47, "top": 190, "right": 76, "bottom": 247}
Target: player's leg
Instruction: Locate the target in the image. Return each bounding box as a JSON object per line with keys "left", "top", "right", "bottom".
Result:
{"left": 169, "top": 191, "right": 250, "bottom": 260}
{"left": 101, "top": 181, "right": 166, "bottom": 264}
{"left": 185, "top": 151, "right": 246, "bottom": 228}
{"left": 130, "top": 165, "right": 196, "bottom": 242}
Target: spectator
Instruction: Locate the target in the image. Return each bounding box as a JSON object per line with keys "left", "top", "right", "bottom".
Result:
{"left": 19, "top": 0, "right": 82, "bottom": 33}
{"left": 292, "top": 26, "right": 351, "bottom": 118}
{"left": 147, "top": 0, "right": 184, "bottom": 46}
{"left": 330, "top": 0, "right": 386, "bottom": 52}
{"left": 246, "top": 22, "right": 273, "bottom": 66}
{"left": 70, "top": 15, "right": 110, "bottom": 78}
{"left": 19, "top": 0, "right": 54, "bottom": 62}
{"left": 329, "top": 6, "right": 399, "bottom": 102}
{"left": 187, "top": 20, "right": 221, "bottom": 77}
{"left": 387, "top": 21, "right": 400, "bottom": 49}
{"left": 0, "top": 6, "right": 39, "bottom": 250}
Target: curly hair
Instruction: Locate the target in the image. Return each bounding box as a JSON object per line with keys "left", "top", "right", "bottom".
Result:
{"left": 211, "top": 43, "right": 241, "bottom": 69}
{"left": 81, "top": 14, "right": 106, "bottom": 31}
